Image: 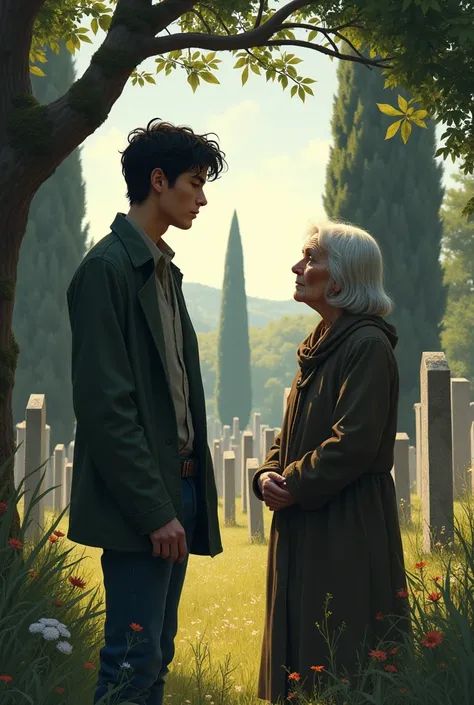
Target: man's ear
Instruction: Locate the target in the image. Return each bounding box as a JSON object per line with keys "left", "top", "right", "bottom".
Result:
{"left": 150, "top": 167, "right": 165, "bottom": 194}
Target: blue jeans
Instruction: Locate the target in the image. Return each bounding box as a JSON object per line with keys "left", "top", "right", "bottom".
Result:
{"left": 94, "top": 478, "right": 197, "bottom": 705}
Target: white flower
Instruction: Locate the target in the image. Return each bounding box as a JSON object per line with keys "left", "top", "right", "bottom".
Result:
{"left": 56, "top": 641, "right": 73, "bottom": 655}
{"left": 120, "top": 662, "right": 132, "bottom": 670}
{"left": 57, "top": 625, "right": 71, "bottom": 638}
{"left": 29, "top": 622, "right": 45, "bottom": 634}
{"left": 205, "top": 695, "right": 212, "bottom": 700}
{"left": 39, "top": 618, "right": 60, "bottom": 627}
{"left": 235, "top": 685, "right": 243, "bottom": 692}
{"left": 42, "top": 626, "right": 60, "bottom": 641}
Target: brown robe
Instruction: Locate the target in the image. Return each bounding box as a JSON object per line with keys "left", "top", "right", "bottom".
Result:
{"left": 253, "top": 311, "right": 408, "bottom": 703}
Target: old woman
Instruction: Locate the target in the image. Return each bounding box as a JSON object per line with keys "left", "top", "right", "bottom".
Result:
{"left": 253, "top": 220, "right": 408, "bottom": 702}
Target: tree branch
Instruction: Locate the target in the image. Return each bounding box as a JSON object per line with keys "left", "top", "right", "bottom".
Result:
{"left": 254, "top": 0, "right": 266, "bottom": 29}
{"left": 151, "top": 0, "right": 199, "bottom": 33}
{"left": 264, "top": 39, "right": 392, "bottom": 67}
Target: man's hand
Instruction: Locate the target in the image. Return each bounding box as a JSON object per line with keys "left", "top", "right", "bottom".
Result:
{"left": 150, "top": 518, "right": 187, "bottom": 563}
{"left": 259, "top": 471, "right": 296, "bottom": 511}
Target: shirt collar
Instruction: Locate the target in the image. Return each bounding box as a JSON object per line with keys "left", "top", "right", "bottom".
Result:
{"left": 125, "top": 214, "right": 175, "bottom": 267}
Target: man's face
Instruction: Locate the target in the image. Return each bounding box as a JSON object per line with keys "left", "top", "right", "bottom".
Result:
{"left": 154, "top": 167, "right": 208, "bottom": 230}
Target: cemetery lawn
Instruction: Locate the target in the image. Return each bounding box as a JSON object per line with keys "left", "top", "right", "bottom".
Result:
{"left": 52, "top": 496, "right": 457, "bottom": 705}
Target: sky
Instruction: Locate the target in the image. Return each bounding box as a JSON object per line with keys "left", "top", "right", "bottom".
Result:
{"left": 74, "top": 27, "right": 457, "bottom": 302}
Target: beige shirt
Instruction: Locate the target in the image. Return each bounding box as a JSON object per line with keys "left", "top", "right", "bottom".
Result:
{"left": 126, "top": 215, "right": 195, "bottom": 457}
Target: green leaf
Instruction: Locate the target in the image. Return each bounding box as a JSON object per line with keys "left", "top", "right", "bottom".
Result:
{"left": 241, "top": 66, "right": 249, "bottom": 86}
{"left": 385, "top": 119, "right": 402, "bottom": 140}
{"left": 303, "top": 85, "right": 314, "bottom": 96}
{"left": 29, "top": 65, "right": 46, "bottom": 76}
{"left": 65, "top": 39, "right": 76, "bottom": 54}
{"left": 397, "top": 95, "right": 408, "bottom": 112}
{"left": 281, "top": 75, "right": 288, "bottom": 90}
{"left": 250, "top": 63, "right": 261, "bottom": 75}
{"left": 200, "top": 71, "right": 220, "bottom": 84}
{"left": 205, "top": 52, "right": 216, "bottom": 62}
{"left": 192, "top": 51, "right": 200, "bottom": 60}
{"left": 144, "top": 74, "right": 156, "bottom": 84}
{"left": 402, "top": 0, "right": 413, "bottom": 9}
{"left": 234, "top": 57, "right": 247, "bottom": 69}
{"left": 138, "top": 77, "right": 144, "bottom": 87}
{"left": 98, "top": 14, "right": 112, "bottom": 31}
{"left": 187, "top": 72, "right": 200, "bottom": 93}
{"left": 288, "top": 57, "right": 302, "bottom": 65}
{"left": 377, "top": 103, "right": 404, "bottom": 117}
{"left": 79, "top": 34, "right": 93, "bottom": 43}
{"left": 298, "top": 85, "right": 305, "bottom": 102}
{"left": 401, "top": 119, "right": 412, "bottom": 144}
{"left": 291, "top": 85, "right": 298, "bottom": 98}
{"left": 302, "top": 78, "right": 316, "bottom": 85}
{"left": 91, "top": 17, "right": 99, "bottom": 35}
{"left": 308, "top": 30, "right": 317, "bottom": 42}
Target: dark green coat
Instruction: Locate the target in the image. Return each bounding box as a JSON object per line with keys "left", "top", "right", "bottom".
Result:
{"left": 66, "top": 214, "right": 222, "bottom": 557}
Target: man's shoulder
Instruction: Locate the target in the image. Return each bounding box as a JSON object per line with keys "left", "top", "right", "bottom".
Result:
{"left": 81, "top": 232, "right": 130, "bottom": 271}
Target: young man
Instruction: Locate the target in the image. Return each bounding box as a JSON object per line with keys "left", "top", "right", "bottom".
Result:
{"left": 66, "top": 120, "right": 226, "bottom": 704}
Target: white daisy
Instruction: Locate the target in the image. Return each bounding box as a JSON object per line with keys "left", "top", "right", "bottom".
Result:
{"left": 29, "top": 622, "right": 45, "bottom": 634}
{"left": 42, "top": 626, "right": 60, "bottom": 641}
{"left": 56, "top": 641, "right": 73, "bottom": 655}
{"left": 39, "top": 618, "right": 60, "bottom": 627}
{"left": 57, "top": 625, "right": 71, "bottom": 638}
{"left": 120, "top": 662, "right": 132, "bottom": 670}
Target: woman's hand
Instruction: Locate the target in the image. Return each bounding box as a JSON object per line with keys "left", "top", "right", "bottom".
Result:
{"left": 259, "top": 471, "right": 296, "bottom": 511}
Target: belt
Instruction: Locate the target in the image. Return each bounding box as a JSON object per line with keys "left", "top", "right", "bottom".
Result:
{"left": 180, "top": 457, "right": 197, "bottom": 478}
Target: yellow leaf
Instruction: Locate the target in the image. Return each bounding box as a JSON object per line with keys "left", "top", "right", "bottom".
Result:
{"left": 377, "top": 103, "right": 404, "bottom": 117}
{"left": 385, "top": 120, "right": 402, "bottom": 140}
{"left": 401, "top": 119, "right": 412, "bottom": 144}
{"left": 66, "top": 39, "right": 76, "bottom": 54}
{"left": 412, "top": 109, "right": 428, "bottom": 120}
{"left": 200, "top": 71, "right": 220, "bottom": 84}
{"left": 411, "top": 117, "right": 428, "bottom": 128}
{"left": 397, "top": 95, "right": 408, "bottom": 112}
{"left": 29, "top": 65, "right": 45, "bottom": 76}
{"left": 241, "top": 65, "right": 249, "bottom": 86}
{"left": 187, "top": 72, "right": 200, "bottom": 93}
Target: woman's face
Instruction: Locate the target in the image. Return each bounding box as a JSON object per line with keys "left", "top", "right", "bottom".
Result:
{"left": 291, "top": 236, "right": 334, "bottom": 307}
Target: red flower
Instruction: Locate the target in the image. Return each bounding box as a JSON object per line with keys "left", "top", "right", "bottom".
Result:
{"left": 384, "top": 664, "right": 397, "bottom": 673}
{"left": 375, "top": 612, "right": 384, "bottom": 620}
{"left": 8, "top": 538, "right": 22, "bottom": 550}
{"left": 68, "top": 576, "right": 86, "bottom": 589}
{"left": 55, "top": 686, "right": 65, "bottom": 694}
{"left": 422, "top": 630, "right": 443, "bottom": 648}
{"left": 0, "top": 675, "right": 12, "bottom": 683}
{"left": 390, "top": 648, "right": 399, "bottom": 656}
{"left": 28, "top": 569, "right": 39, "bottom": 580}
{"left": 369, "top": 650, "right": 387, "bottom": 662}
{"left": 311, "top": 665, "right": 325, "bottom": 672}
{"left": 439, "top": 662, "right": 447, "bottom": 669}
{"left": 288, "top": 672, "right": 300, "bottom": 681}
{"left": 397, "top": 589, "right": 409, "bottom": 598}
{"left": 130, "top": 623, "right": 143, "bottom": 632}
{"left": 287, "top": 693, "right": 296, "bottom": 701}
{"left": 49, "top": 535, "right": 58, "bottom": 544}
{"left": 414, "top": 561, "right": 427, "bottom": 569}
{"left": 0, "top": 502, "right": 8, "bottom": 514}
{"left": 428, "top": 592, "right": 442, "bottom": 603}
{"left": 54, "top": 600, "right": 63, "bottom": 607}
{"left": 432, "top": 575, "right": 441, "bottom": 583}
{"left": 84, "top": 662, "right": 96, "bottom": 670}
{"left": 54, "top": 530, "right": 65, "bottom": 538}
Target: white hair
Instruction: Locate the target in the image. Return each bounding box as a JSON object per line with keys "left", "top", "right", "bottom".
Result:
{"left": 308, "top": 220, "right": 394, "bottom": 316}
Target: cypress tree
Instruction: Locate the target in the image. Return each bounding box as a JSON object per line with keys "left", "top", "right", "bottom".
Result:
{"left": 215, "top": 211, "right": 252, "bottom": 428}
{"left": 13, "top": 47, "right": 88, "bottom": 446}
{"left": 324, "top": 61, "right": 445, "bottom": 436}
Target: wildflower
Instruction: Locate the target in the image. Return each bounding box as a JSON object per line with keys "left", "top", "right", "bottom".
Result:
{"left": 397, "top": 589, "right": 409, "bottom": 598}
{"left": 428, "top": 592, "right": 442, "bottom": 603}
{"left": 0, "top": 675, "right": 12, "bottom": 683}
{"left": 422, "top": 630, "right": 443, "bottom": 648}
{"left": 49, "top": 535, "right": 58, "bottom": 544}
{"left": 56, "top": 687, "right": 65, "bottom": 694}
{"left": 369, "top": 650, "right": 387, "bottom": 662}
{"left": 0, "top": 502, "right": 8, "bottom": 514}
{"left": 311, "top": 665, "right": 325, "bottom": 672}
{"left": 28, "top": 569, "right": 39, "bottom": 580}
{"left": 68, "top": 576, "right": 86, "bottom": 589}
{"left": 375, "top": 612, "right": 384, "bottom": 620}
{"left": 57, "top": 624, "right": 71, "bottom": 639}
{"left": 39, "top": 618, "right": 60, "bottom": 626}
{"left": 54, "top": 530, "right": 65, "bottom": 538}
{"left": 54, "top": 600, "right": 63, "bottom": 607}
{"left": 235, "top": 685, "right": 243, "bottom": 692}
{"left": 8, "top": 538, "right": 22, "bottom": 550}
{"left": 287, "top": 694, "right": 295, "bottom": 701}
{"left": 205, "top": 696, "right": 212, "bottom": 700}
{"left": 414, "top": 561, "right": 427, "bottom": 569}
{"left": 340, "top": 678, "right": 349, "bottom": 685}
{"left": 390, "top": 648, "right": 399, "bottom": 655}
{"left": 56, "top": 641, "right": 73, "bottom": 655}
{"left": 130, "top": 623, "right": 143, "bottom": 632}
{"left": 432, "top": 575, "right": 441, "bottom": 583}
{"left": 384, "top": 664, "right": 397, "bottom": 673}
{"left": 84, "top": 662, "right": 96, "bottom": 670}
{"left": 288, "top": 672, "right": 301, "bottom": 681}
{"left": 29, "top": 622, "right": 46, "bottom": 634}
{"left": 43, "top": 626, "right": 61, "bottom": 641}
{"left": 439, "top": 662, "right": 447, "bottom": 669}
{"left": 120, "top": 662, "right": 132, "bottom": 670}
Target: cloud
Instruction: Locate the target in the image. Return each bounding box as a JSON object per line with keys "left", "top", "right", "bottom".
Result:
{"left": 303, "top": 138, "right": 331, "bottom": 164}
{"left": 83, "top": 127, "right": 128, "bottom": 162}
{"left": 206, "top": 100, "right": 260, "bottom": 149}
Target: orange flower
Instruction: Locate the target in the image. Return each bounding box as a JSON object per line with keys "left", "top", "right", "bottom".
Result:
{"left": 0, "top": 502, "right": 8, "bottom": 514}
{"left": 49, "top": 535, "right": 58, "bottom": 544}
{"left": 8, "top": 538, "right": 22, "bottom": 550}
{"left": 54, "top": 530, "right": 65, "bottom": 538}
{"left": 384, "top": 664, "right": 397, "bottom": 673}
{"left": 414, "top": 561, "right": 427, "bottom": 569}
{"left": 68, "top": 576, "right": 86, "bottom": 589}
{"left": 28, "top": 569, "right": 39, "bottom": 580}
{"left": 84, "top": 662, "right": 96, "bottom": 670}
{"left": 428, "top": 592, "right": 442, "bottom": 603}
{"left": 130, "top": 623, "right": 143, "bottom": 632}
{"left": 369, "top": 650, "right": 387, "bottom": 662}
{"left": 390, "top": 647, "right": 399, "bottom": 656}
{"left": 375, "top": 612, "right": 384, "bottom": 620}
{"left": 288, "top": 672, "right": 300, "bottom": 681}
{"left": 0, "top": 675, "right": 12, "bottom": 683}
{"left": 311, "top": 665, "right": 325, "bottom": 672}
{"left": 422, "top": 630, "right": 443, "bottom": 648}
{"left": 56, "top": 686, "right": 65, "bottom": 694}
{"left": 397, "top": 589, "right": 409, "bottom": 598}
{"left": 287, "top": 693, "right": 296, "bottom": 701}
{"left": 432, "top": 575, "right": 441, "bottom": 583}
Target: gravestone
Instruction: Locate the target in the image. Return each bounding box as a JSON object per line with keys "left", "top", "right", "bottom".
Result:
{"left": 393, "top": 433, "right": 411, "bottom": 523}
{"left": 247, "top": 457, "right": 264, "bottom": 543}
{"left": 213, "top": 418, "right": 222, "bottom": 442}
{"left": 263, "top": 428, "right": 276, "bottom": 460}
{"left": 24, "top": 394, "right": 46, "bottom": 540}
{"left": 414, "top": 402, "right": 422, "bottom": 497}
{"left": 212, "top": 439, "right": 222, "bottom": 498}
{"left": 451, "top": 378, "right": 471, "bottom": 497}
{"left": 253, "top": 413, "right": 261, "bottom": 462}
{"left": 43, "top": 424, "right": 54, "bottom": 509}
{"left": 241, "top": 431, "right": 254, "bottom": 513}
{"left": 53, "top": 444, "right": 66, "bottom": 513}
{"left": 14, "top": 420, "right": 26, "bottom": 489}
{"left": 421, "top": 353, "right": 454, "bottom": 552}
{"left": 64, "top": 462, "right": 73, "bottom": 510}
{"left": 231, "top": 441, "right": 241, "bottom": 495}
{"left": 409, "top": 446, "right": 416, "bottom": 491}
{"left": 223, "top": 451, "right": 236, "bottom": 526}
{"left": 222, "top": 425, "right": 231, "bottom": 453}
{"left": 232, "top": 417, "right": 241, "bottom": 444}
